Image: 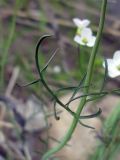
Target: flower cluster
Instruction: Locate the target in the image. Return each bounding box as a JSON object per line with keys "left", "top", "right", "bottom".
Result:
{"left": 103, "top": 50, "right": 120, "bottom": 78}
{"left": 73, "top": 18, "right": 96, "bottom": 47}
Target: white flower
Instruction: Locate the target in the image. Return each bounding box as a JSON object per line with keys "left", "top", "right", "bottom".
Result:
{"left": 73, "top": 18, "right": 90, "bottom": 29}
{"left": 103, "top": 50, "right": 120, "bottom": 78}
{"left": 74, "top": 28, "right": 96, "bottom": 47}
{"left": 73, "top": 18, "right": 90, "bottom": 35}
{"left": 53, "top": 65, "right": 61, "bottom": 74}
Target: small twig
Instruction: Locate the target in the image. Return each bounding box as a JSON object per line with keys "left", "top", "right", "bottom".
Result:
{"left": 5, "top": 66, "right": 20, "bottom": 97}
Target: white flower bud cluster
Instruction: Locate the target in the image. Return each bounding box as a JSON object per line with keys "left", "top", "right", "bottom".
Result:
{"left": 73, "top": 18, "right": 96, "bottom": 47}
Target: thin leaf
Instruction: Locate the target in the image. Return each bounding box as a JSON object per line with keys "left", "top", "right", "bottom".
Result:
{"left": 66, "top": 92, "right": 107, "bottom": 106}
{"left": 100, "top": 58, "right": 108, "bottom": 92}
{"left": 79, "top": 108, "right": 102, "bottom": 119}
{"left": 49, "top": 136, "right": 71, "bottom": 147}
{"left": 17, "top": 79, "right": 41, "bottom": 87}
{"left": 79, "top": 120, "right": 95, "bottom": 129}
{"left": 86, "top": 94, "right": 105, "bottom": 102}
{"left": 67, "top": 73, "right": 86, "bottom": 107}
{"left": 55, "top": 85, "right": 89, "bottom": 94}
{"left": 35, "top": 35, "right": 76, "bottom": 118}
{"left": 35, "top": 35, "right": 52, "bottom": 77}
{"left": 41, "top": 48, "right": 59, "bottom": 73}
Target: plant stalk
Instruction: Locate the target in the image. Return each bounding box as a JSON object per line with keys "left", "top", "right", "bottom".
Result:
{"left": 0, "top": 0, "right": 20, "bottom": 88}
{"left": 42, "top": 0, "right": 107, "bottom": 159}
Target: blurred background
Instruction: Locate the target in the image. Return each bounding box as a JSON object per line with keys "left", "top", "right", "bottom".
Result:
{"left": 0, "top": 0, "right": 120, "bottom": 160}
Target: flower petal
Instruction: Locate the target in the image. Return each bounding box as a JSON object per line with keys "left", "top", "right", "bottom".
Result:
{"left": 104, "top": 59, "right": 113, "bottom": 67}
{"left": 81, "top": 28, "right": 92, "bottom": 38}
{"left": 74, "top": 35, "right": 85, "bottom": 45}
{"left": 82, "top": 19, "right": 90, "bottom": 27}
{"left": 113, "top": 50, "right": 120, "bottom": 60}
{"left": 103, "top": 52, "right": 120, "bottom": 78}
{"left": 73, "top": 18, "right": 82, "bottom": 27}
{"left": 74, "top": 35, "right": 81, "bottom": 44}
{"left": 103, "top": 59, "right": 120, "bottom": 78}
{"left": 87, "top": 36, "right": 96, "bottom": 47}
{"left": 113, "top": 50, "right": 120, "bottom": 66}
{"left": 108, "top": 68, "right": 120, "bottom": 78}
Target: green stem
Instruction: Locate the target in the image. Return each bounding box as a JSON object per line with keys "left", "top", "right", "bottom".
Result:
{"left": 42, "top": 0, "right": 107, "bottom": 159}
{"left": 0, "top": 0, "right": 19, "bottom": 88}
{"left": 80, "top": 46, "right": 84, "bottom": 76}
{"left": 35, "top": 36, "right": 77, "bottom": 118}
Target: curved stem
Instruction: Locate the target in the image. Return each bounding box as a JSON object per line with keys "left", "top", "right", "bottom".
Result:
{"left": 42, "top": 0, "right": 107, "bottom": 159}
{"left": 35, "top": 35, "right": 76, "bottom": 117}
